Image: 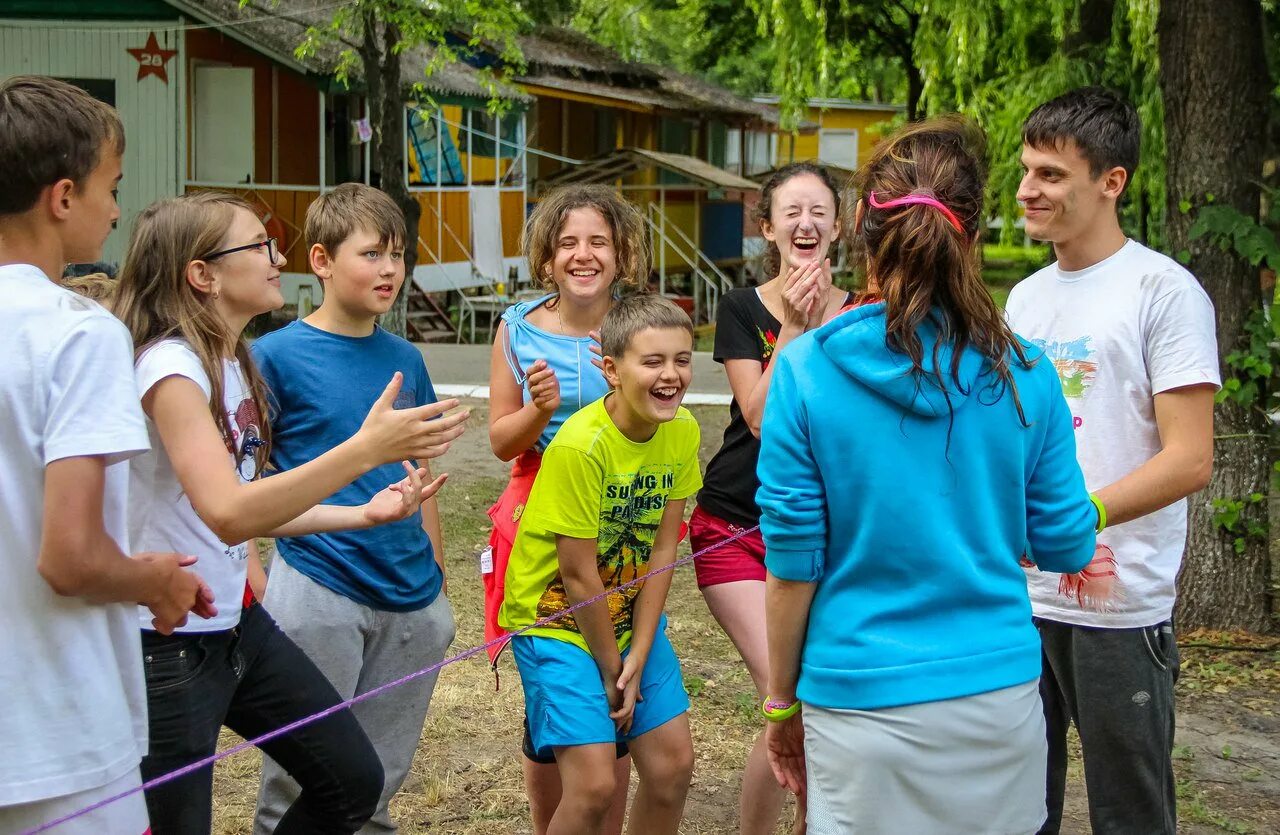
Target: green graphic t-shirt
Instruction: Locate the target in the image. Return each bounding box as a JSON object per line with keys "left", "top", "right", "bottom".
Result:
{"left": 498, "top": 395, "right": 702, "bottom": 652}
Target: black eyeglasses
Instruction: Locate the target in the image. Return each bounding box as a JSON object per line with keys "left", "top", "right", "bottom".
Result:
{"left": 203, "top": 237, "right": 279, "bottom": 263}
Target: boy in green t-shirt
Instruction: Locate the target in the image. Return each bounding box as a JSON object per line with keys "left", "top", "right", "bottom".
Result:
{"left": 499, "top": 293, "right": 701, "bottom": 834}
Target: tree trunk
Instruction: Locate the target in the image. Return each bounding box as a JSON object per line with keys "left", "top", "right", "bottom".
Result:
{"left": 905, "top": 62, "right": 923, "bottom": 122}
{"left": 360, "top": 14, "right": 421, "bottom": 339}
{"left": 1160, "top": 0, "right": 1272, "bottom": 631}
{"left": 903, "top": 14, "right": 922, "bottom": 121}
{"left": 1062, "top": 0, "right": 1117, "bottom": 57}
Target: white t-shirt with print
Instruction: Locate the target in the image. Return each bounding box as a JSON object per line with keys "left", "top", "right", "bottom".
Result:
{"left": 132, "top": 339, "right": 259, "bottom": 632}
{"left": 0, "top": 264, "right": 150, "bottom": 806}
{"left": 1006, "top": 239, "right": 1220, "bottom": 627}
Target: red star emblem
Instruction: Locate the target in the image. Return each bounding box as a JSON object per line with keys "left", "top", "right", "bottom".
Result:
{"left": 127, "top": 32, "right": 178, "bottom": 84}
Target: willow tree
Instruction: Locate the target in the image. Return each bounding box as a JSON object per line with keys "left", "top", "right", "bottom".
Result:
{"left": 289, "top": 0, "right": 527, "bottom": 336}
{"left": 746, "top": 1, "right": 1164, "bottom": 244}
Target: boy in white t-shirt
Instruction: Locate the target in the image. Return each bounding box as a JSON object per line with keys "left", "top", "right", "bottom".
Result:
{"left": 0, "top": 76, "right": 213, "bottom": 834}
{"left": 1007, "top": 87, "right": 1220, "bottom": 834}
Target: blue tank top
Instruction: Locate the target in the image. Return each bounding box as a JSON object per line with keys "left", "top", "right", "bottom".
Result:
{"left": 500, "top": 293, "right": 610, "bottom": 452}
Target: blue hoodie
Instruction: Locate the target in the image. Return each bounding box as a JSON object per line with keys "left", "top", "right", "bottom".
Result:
{"left": 756, "top": 302, "right": 1095, "bottom": 711}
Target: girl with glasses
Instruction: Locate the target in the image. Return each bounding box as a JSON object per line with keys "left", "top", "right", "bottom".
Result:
{"left": 111, "top": 191, "right": 468, "bottom": 834}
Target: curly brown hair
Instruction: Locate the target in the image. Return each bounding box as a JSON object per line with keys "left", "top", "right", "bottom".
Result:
{"left": 522, "top": 185, "right": 649, "bottom": 293}
{"left": 853, "top": 115, "right": 1032, "bottom": 426}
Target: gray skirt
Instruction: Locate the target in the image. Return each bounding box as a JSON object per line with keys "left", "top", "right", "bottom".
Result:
{"left": 803, "top": 680, "right": 1047, "bottom": 835}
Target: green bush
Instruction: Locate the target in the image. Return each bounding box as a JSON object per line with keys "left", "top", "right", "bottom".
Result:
{"left": 983, "top": 243, "right": 1052, "bottom": 273}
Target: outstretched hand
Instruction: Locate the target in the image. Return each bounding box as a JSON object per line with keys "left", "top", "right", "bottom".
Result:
{"left": 362, "top": 461, "right": 448, "bottom": 525}
{"left": 359, "top": 373, "right": 469, "bottom": 463}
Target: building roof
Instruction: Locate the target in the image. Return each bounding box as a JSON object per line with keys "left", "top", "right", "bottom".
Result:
{"left": 752, "top": 95, "right": 905, "bottom": 113}
{"left": 169, "top": 0, "right": 528, "bottom": 100}
{"left": 537, "top": 147, "right": 760, "bottom": 192}
{"left": 514, "top": 26, "right": 785, "bottom": 126}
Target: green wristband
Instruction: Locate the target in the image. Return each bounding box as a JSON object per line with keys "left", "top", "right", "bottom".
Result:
{"left": 761, "top": 697, "right": 801, "bottom": 722}
{"left": 1089, "top": 493, "right": 1107, "bottom": 534}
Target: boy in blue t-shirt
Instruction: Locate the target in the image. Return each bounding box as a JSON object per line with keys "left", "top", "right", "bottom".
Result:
{"left": 252, "top": 184, "right": 461, "bottom": 834}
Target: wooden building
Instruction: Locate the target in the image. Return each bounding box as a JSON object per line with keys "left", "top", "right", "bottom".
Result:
{"left": 0, "top": 1, "right": 788, "bottom": 332}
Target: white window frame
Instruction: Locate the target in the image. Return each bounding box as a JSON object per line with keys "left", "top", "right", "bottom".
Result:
{"left": 724, "top": 127, "right": 742, "bottom": 173}
{"left": 818, "top": 128, "right": 859, "bottom": 170}
{"left": 745, "top": 130, "right": 776, "bottom": 175}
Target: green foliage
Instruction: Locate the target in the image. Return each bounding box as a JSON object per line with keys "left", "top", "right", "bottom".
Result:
{"left": 745, "top": 0, "right": 830, "bottom": 126}
{"left": 568, "top": 0, "right": 705, "bottom": 65}
{"left": 1187, "top": 194, "right": 1280, "bottom": 414}
{"left": 284, "top": 0, "right": 529, "bottom": 111}
{"left": 1211, "top": 494, "right": 1268, "bottom": 555}
{"left": 1188, "top": 197, "right": 1280, "bottom": 273}
{"left": 1216, "top": 310, "right": 1277, "bottom": 412}
{"left": 1186, "top": 196, "right": 1279, "bottom": 553}
{"left": 982, "top": 243, "right": 1052, "bottom": 272}
{"left": 743, "top": 1, "right": 1166, "bottom": 246}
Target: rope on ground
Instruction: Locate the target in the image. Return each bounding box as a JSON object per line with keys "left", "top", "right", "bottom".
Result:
{"left": 24, "top": 524, "right": 761, "bottom": 835}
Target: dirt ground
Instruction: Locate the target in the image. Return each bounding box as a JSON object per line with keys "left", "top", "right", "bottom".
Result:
{"left": 208, "top": 400, "right": 1280, "bottom": 834}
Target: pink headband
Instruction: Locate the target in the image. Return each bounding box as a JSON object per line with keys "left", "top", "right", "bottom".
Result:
{"left": 867, "top": 190, "right": 966, "bottom": 234}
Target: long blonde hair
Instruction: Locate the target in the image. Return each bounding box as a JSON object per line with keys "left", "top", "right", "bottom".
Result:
{"left": 114, "top": 191, "right": 273, "bottom": 475}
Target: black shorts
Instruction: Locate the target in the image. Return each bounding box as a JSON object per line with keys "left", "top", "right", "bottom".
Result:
{"left": 521, "top": 715, "right": 629, "bottom": 764}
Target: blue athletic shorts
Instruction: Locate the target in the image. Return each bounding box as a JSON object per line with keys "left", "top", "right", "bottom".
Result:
{"left": 512, "top": 615, "right": 689, "bottom": 758}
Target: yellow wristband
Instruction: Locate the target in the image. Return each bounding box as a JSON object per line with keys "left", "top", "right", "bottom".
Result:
{"left": 1089, "top": 493, "right": 1107, "bottom": 534}
{"left": 761, "top": 697, "right": 801, "bottom": 722}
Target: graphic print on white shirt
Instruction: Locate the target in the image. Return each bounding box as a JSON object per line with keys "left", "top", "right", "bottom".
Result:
{"left": 1037, "top": 335, "right": 1098, "bottom": 401}
{"left": 228, "top": 394, "right": 265, "bottom": 481}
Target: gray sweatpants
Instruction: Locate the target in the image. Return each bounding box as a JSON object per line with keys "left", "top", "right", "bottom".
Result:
{"left": 253, "top": 556, "right": 456, "bottom": 835}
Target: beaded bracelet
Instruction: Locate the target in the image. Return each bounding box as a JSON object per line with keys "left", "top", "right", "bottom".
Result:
{"left": 761, "top": 697, "right": 801, "bottom": 722}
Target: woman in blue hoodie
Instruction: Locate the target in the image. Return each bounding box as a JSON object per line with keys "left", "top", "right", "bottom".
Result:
{"left": 755, "top": 116, "right": 1099, "bottom": 834}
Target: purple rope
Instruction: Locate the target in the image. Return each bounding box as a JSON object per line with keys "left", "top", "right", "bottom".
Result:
{"left": 25, "top": 524, "right": 760, "bottom": 834}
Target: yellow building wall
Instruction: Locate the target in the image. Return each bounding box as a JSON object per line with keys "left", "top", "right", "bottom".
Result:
{"left": 652, "top": 202, "right": 698, "bottom": 270}
{"left": 790, "top": 106, "right": 899, "bottom": 169}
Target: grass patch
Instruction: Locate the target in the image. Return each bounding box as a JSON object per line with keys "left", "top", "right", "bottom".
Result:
{"left": 207, "top": 406, "right": 1280, "bottom": 834}
{"left": 1178, "top": 779, "right": 1255, "bottom": 833}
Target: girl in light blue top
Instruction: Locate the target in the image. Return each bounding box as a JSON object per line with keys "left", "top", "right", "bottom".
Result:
{"left": 483, "top": 185, "right": 649, "bottom": 835}
{"left": 498, "top": 291, "right": 609, "bottom": 452}
{"left": 757, "top": 117, "right": 1098, "bottom": 834}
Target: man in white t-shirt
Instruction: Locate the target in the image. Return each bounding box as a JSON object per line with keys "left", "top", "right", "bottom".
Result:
{"left": 0, "top": 76, "right": 213, "bottom": 834}
{"left": 1006, "top": 87, "right": 1220, "bottom": 835}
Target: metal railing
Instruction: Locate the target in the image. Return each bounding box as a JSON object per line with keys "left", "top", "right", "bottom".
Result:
{"left": 415, "top": 234, "right": 474, "bottom": 343}
{"left": 645, "top": 202, "right": 732, "bottom": 324}
{"left": 418, "top": 198, "right": 510, "bottom": 343}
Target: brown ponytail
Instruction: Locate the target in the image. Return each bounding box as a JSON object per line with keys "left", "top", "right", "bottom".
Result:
{"left": 852, "top": 115, "right": 1032, "bottom": 424}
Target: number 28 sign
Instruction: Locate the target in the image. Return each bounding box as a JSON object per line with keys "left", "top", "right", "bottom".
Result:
{"left": 127, "top": 33, "right": 178, "bottom": 84}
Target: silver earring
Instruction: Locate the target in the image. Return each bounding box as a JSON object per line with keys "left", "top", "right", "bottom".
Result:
{"left": 212, "top": 290, "right": 220, "bottom": 300}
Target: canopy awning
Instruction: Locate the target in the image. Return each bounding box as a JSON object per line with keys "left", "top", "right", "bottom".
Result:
{"left": 538, "top": 147, "right": 760, "bottom": 192}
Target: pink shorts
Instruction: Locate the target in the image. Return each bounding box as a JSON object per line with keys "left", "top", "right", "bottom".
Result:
{"left": 689, "top": 505, "right": 766, "bottom": 588}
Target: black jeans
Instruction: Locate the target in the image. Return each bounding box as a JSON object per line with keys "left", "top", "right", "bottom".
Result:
{"left": 140, "top": 601, "right": 383, "bottom": 835}
{"left": 1035, "top": 618, "right": 1179, "bottom": 835}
